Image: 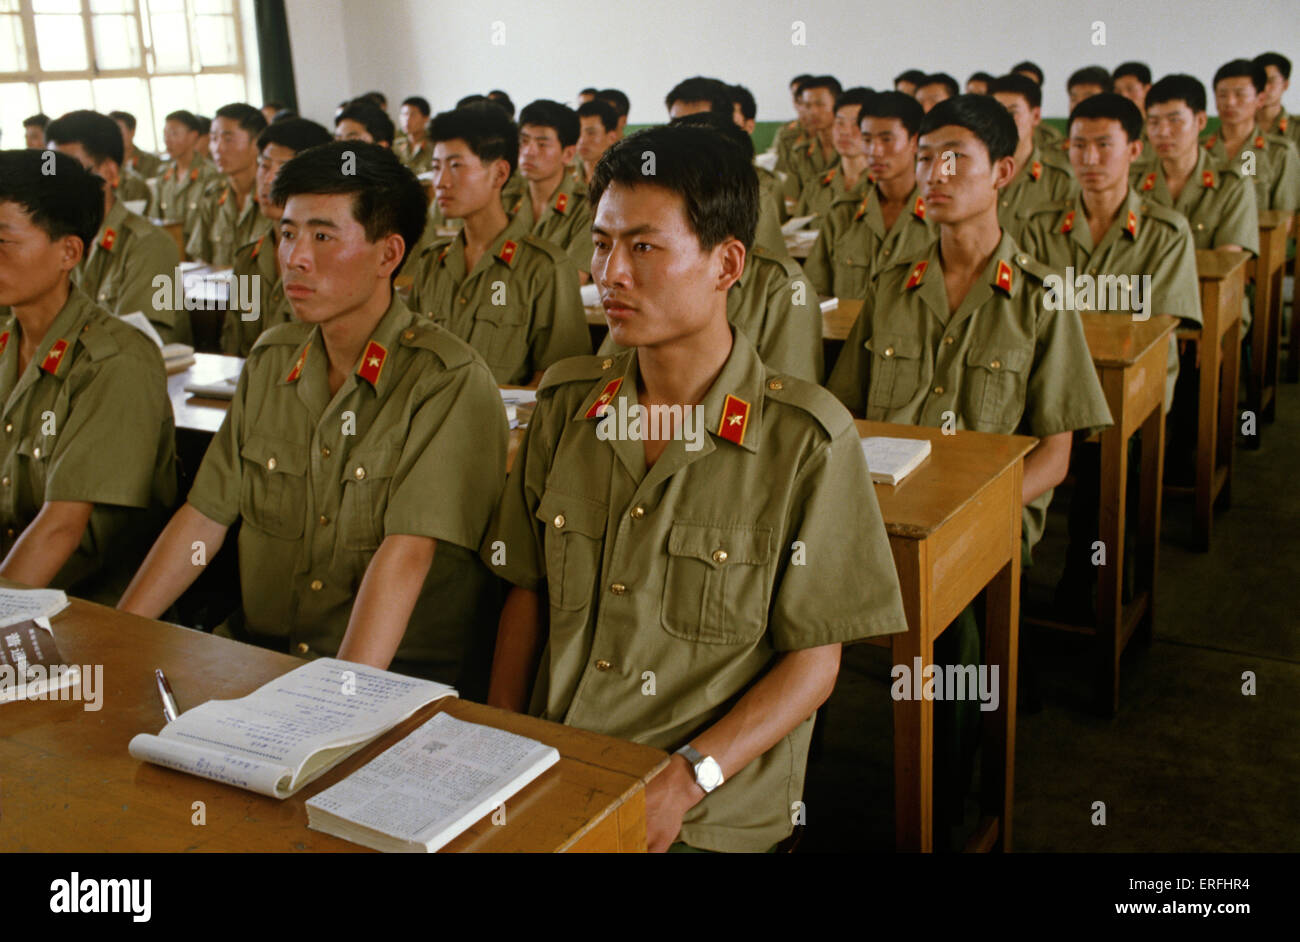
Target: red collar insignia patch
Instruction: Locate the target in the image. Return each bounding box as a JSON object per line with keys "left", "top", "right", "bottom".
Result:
{"left": 1060, "top": 210, "right": 1075, "bottom": 234}
{"left": 912, "top": 196, "right": 926, "bottom": 220}
{"left": 586, "top": 377, "right": 623, "bottom": 419}
{"left": 40, "top": 339, "right": 68, "bottom": 375}
{"left": 1124, "top": 210, "right": 1138, "bottom": 238}
{"left": 285, "top": 344, "right": 309, "bottom": 383}
{"left": 356, "top": 340, "right": 386, "bottom": 385}
{"left": 1141, "top": 172, "right": 1156, "bottom": 192}
{"left": 498, "top": 240, "right": 518, "bottom": 265}
{"left": 1031, "top": 160, "right": 1042, "bottom": 181}
{"left": 717, "top": 394, "right": 750, "bottom": 446}
{"left": 993, "top": 259, "right": 1014, "bottom": 295}
{"left": 904, "top": 260, "right": 928, "bottom": 290}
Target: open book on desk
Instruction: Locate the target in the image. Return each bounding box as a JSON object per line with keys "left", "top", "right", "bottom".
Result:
{"left": 128, "top": 658, "right": 455, "bottom": 798}
{"left": 861, "top": 435, "right": 932, "bottom": 485}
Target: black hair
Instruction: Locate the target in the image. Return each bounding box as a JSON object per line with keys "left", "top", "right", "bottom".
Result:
{"left": 257, "top": 117, "right": 332, "bottom": 154}
{"left": 271, "top": 109, "right": 297, "bottom": 123}
{"left": 596, "top": 88, "right": 630, "bottom": 118}
{"left": 518, "top": 99, "right": 579, "bottom": 148}
{"left": 456, "top": 94, "right": 491, "bottom": 109}
{"left": 336, "top": 100, "right": 395, "bottom": 145}
{"left": 401, "top": 96, "right": 431, "bottom": 117}
{"left": 107, "top": 110, "right": 136, "bottom": 132}
{"left": 790, "top": 73, "right": 814, "bottom": 88}
{"left": 196, "top": 115, "right": 211, "bottom": 135}
{"left": 860, "top": 91, "right": 925, "bottom": 137}
{"left": 732, "top": 83, "right": 757, "bottom": 122}
{"left": 45, "top": 110, "right": 125, "bottom": 166}
{"left": 1213, "top": 58, "right": 1267, "bottom": 94}
{"left": 580, "top": 87, "right": 599, "bottom": 97}
{"left": 1011, "top": 61, "right": 1044, "bottom": 84}
{"left": 967, "top": 71, "right": 996, "bottom": 88}
{"left": 213, "top": 102, "right": 268, "bottom": 138}
{"left": 988, "top": 72, "right": 1042, "bottom": 110}
{"left": 0, "top": 148, "right": 105, "bottom": 252}
{"left": 577, "top": 99, "right": 619, "bottom": 133}
{"left": 670, "top": 110, "right": 755, "bottom": 156}
{"left": 428, "top": 103, "right": 518, "bottom": 174}
{"left": 361, "top": 91, "right": 387, "bottom": 108}
{"left": 1254, "top": 52, "right": 1292, "bottom": 81}
{"left": 1145, "top": 74, "right": 1207, "bottom": 114}
{"left": 488, "top": 90, "right": 515, "bottom": 117}
{"left": 270, "top": 141, "right": 425, "bottom": 278}
{"left": 918, "top": 94, "right": 1018, "bottom": 162}
{"left": 162, "top": 109, "right": 202, "bottom": 135}
{"left": 665, "top": 76, "right": 733, "bottom": 114}
{"left": 894, "top": 69, "right": 928, "bottom": 88}
{"left": 23, "top": 113, "right": 49, "bottom": 129}
{"left": 835, "top": 86, "right": 875, "bottom": 116}
{"left": 589, "top": 123, "right": 758, "bottom": 253}
{"left": 262, "top": 100, "right": 285, "bottom": 111}
{"left": 918, "top": 72, "right": 959, "bottom": 99}
{"left": 1067, "top": 92, "right": 1144, "bottom": 142}
{"left": 1112, "top": 61, "right": 1152, "bottom": 86}
{"left": 798, "top": 75, "right": 843, "bottom": 98}
{"left": 1068, "top": 65, "right": 1113, "bottom": 93}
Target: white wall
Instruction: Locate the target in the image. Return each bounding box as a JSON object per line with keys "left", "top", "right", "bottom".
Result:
{"left": 284, "top": 0, "right": 1300, "bottom": 126}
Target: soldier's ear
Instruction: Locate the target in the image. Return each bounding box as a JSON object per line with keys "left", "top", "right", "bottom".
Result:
{"left": 376, "top": 232, "right": 404, "bottom": 280}
{"left": 1195, "top": 112, "right": 1208, "bottom": 134}
{"left": 62, "top": 234, "right": 86, "bottom": 271}
{"left": 991, "top": 154, "right": 1016, "bottom": 191}
{"left": 715, "top": 237, "right": 745, "bottom": 293}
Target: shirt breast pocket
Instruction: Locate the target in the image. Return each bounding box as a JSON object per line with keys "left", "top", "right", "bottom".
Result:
{"left": 471, "top": 297, "right": 530, "bottom": 372}
{"left": 864, "top": 333, "right": 924, "bottom": 420}
{"left": 339, "top": 444, "right": 401, "bottom": 551}
{"left": 661, "top": 522, "right": 774, "bottom": 645}
{"left": 963, "top": 343, "right": 1032, "bottom": 433}
{"left": 535, "top": 490, "right": 606, "bottom": 613}
{"left": 238, "top": 433, "right": 308, "bottom": 540}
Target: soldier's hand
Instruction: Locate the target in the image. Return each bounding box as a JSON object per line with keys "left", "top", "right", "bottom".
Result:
{"left": 644, "top": 754, "right": 705, "bottom": 852}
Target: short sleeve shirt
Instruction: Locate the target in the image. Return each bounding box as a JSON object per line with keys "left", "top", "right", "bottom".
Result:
{"left": 1131, "top": 149, "right": 1259, "bottom": 252}
{"left": 507, "top": 173, "right": 595, "bottom": 275}
{"left": 997, "top": 146, "right": 1079, "bottom": 243}
{"left": 149, "top": 156, "right": 221, "bottom": 241}
{"left": 803, "top": 185, "right": 937, "bottom": 300}
{"left": 1201, "top": 127, "right": 1300, "bottom": 213}
{"left": 222, "top": 232, "right": 291, "bottom": 357}
{"left": 482, "top": 328, "right": 907, "bottom": 852}
{"left": 185, "top": 182, "right": 272, "bottom": 267}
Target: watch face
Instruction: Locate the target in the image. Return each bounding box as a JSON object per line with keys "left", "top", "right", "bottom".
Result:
{"left": 698, "top": 756, "right": 724, "bottom": 791}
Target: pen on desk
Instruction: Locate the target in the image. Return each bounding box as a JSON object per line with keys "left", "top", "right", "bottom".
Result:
{"left": 155, "top": 668, "right": 179, "bottom": 724}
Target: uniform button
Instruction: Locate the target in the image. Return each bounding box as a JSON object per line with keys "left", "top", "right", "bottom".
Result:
{"left": 82, "top": 324, "right": 90, "bottom": 333}
{"left": 552, "top": 513, "right": 566, "bottom": 528}
{"left": 4, "top": 528, "right": 12, "bottom": 538}
{"left": 319, "top": 515, "right": 329, "bottom": 525}
{"left": 310, "top": 579, "right": 323, "bottom": 591}
{"left": 712, "top": 549, "right": 728, "bottom": 564}
{"left": 2, "top": 476, "right": 9, "bottom": 486}
{"left": 933, "top": 386, "right": 944, "bottom": 395}
{"left": 266, "top": 457, "right": 277, "bottom": 470}
{"left": 402, "top": 329, "right": 415, "bottom": 340}
{"left": 1017, "top": 255, "right": 1028, "bottom": 264}
{"left": 601, "top": 358, "right": 613, "bottom": 370}
{"left": 881, "top": 250, "right": 890, "bottom": 256}
{"left": 595, "top": 659, "right": 612, "bottom": 671}
{"left": 32, "top": 447, "right": 40, "bottom": 459}
{"left": 943, "top": 335, "right": 954, "bottom": 344}
{"left": 630, "top": 506, "right": 645, "bottom": 519}
{"left": 354, "top": 466, "right": 366, "bottom": 480}
{"left": 1089, "top": 268, "right": 1098, "bottom": 275}
{"left": 321, "top": 446, "right": 330, "bottom": 458}
{"left": 1195, "top": 222, "right": 1205, "bottom": 230}
{"left": 990, "top": 359, "right": 1001, "bottom": 370}
{"left": 1000, "top": 199, "right": 1008, "bottom": 207}
{"left": 459, "top": 297, "right": 467, "bottom": 304}
{"left": 297, "top": 642, "right": 309, "bottom": 654}
{"left": 768, "top": 378, "right": 783, "bottom": 390}
{"left": 610, "top": 582, "right": 627, "bottom": 595}
{"left": 3, "top": 423, "right": 10, "bottom": 433}
{"left": 883, "top": 347, "right": 894, "bottom": 357}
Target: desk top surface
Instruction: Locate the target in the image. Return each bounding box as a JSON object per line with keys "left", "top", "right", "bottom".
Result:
{"left": 1195, "top": 248, "right": 1252, "bottom": 280}
{"left": 1081, "top": 313, "right": 1178, "bottom": 367}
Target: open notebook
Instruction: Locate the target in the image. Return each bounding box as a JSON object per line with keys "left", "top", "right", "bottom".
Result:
{"left": 128, "top": 658, "right": 455, "bottom": 798}
{"left": 861, "top": 436, "right": 932, "bottom": 485}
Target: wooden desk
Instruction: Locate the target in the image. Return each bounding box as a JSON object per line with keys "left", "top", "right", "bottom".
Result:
{"left": 0, "top": 596, "right": 667, "bottom": 852}
{"left": 785, "top": 233, "right": 815, "bottom": 259}
{"left": 1288, "top": 209, "right": 1300, "bottom": 383}
{"left": 1172, "top": 251, "right": 1247, "bottom": 551}
{"left": 177, "top": 263, "right": 233, "bottom": 353}
{"left": 151, "top": 217, "right": 186, "bottom": 260}
{"left": 856, "top": 420, "right": 1035, "bottom": 852}
{"left": 1028, "top": 315, "right": 1176, "bottom": 714}
{"left": 168, "top": 352, "right": 242, "bottom": 435}
{"left": 1245, "top": 210, "right": 1291, "bottom": 432}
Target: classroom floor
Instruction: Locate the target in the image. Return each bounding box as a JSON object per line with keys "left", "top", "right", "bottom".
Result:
{"left": 800, "top": 342, "right": 1300, "bottom": 853}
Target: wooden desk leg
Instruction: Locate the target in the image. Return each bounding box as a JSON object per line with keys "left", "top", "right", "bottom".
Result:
{"left": 980, "top": 542, "right": 1020, "bottom": 851}
{"left": 1264, "top": 260, "right": 1282, "bottom": 422}
{"left": 1247, "top": 268, "right": 1267, "bottom": 441}
{"left": 1218, "top": 319, "right": 1241, "bottom": 512}
{"left": 1097, "top": 413, "right": 1128, "bottom": 715}
{"left": 1134, "top": 402, "right": 1166, "bottom": 649}
{"left": 1193, "top": 321, "right": 1220, "bottom": 552}
{"left": 890, "top": 542, "right": 931, "bottom": 853}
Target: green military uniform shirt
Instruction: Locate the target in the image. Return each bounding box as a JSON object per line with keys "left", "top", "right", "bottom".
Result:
{"left": 1131, "top": 150, "right": 1259, "bottom": 252}
{"left": 185, "top": 180, "right": 272, "bottom": 267}
{"left": 1262, "top": 108, "right": 1300, "bottom": 151}
{"left": 222, "top": 232, "right": 291, "bottom": 357}
{"left": 782, "top": 138, "right": 839, "bottom": 206}
{"left": 794, "top": 165, "right": 872, "bottom": 230}
{"left": 997, "top": 146, "right": 1078, "bottom": 242}
{"left": 393, "top": 136, "right": 434, "bottom": 175}
{"left": 597, "top": 246, "right": 823, "bottom": 383}
{"left": 1201, "top": 127, "right": 1300, "bottom": 212}
{"left": 1021, "top": 188, "right": 1202, "bottom": 411}
{"left": 803, "top": 185, "right": 936, "bottom": 300}
{"left": 116, "top": 167, "right": 152, "bottom": 207}
{"left": 128, "top": 149, "right": 163, "bottom": 180}
{"left": 0, "top": 287, "right": 178, "bottom": 603}
{"left": 408, "top": 212, "right": 591, "bottom": 385}
{"left": 754, "top": 164, "right": 791, "bottom": 257}
{"left": 826, "top": 233, "right": 1113, "bottom": 550}
{"left": 482, "top": 328, "right": 908, "bottom": 852}
{"left": 507, "top": 173, "right": 595, "bottom": 275}
{"left": 74, "top": 199, "right": 190, "bottom": 345}
{"left": 1033, "top": 122, "right": 1065, "bottom": 152}
{"left": 771, "top": 121, "right": 805, "bottom": 171}
{"left": 186, "top": 295, "right": 507, "bottom": 682}
{"left": 148, "top": 156, "right": 221, "bottom": 242}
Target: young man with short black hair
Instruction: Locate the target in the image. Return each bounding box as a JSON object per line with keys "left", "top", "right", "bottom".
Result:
{"left": 44, "top": 110, "right": 187, "bottom": 344}
{"left": 23, "top": 114, "right": 48, "bottom": 149}
{"left": 1204, "top": 58, "right": 1300, "bottom": 213}
{"left": 988, "top": 72, "right": 1078, "bottom": 240}
{"left": 149, "top": 110, "right": 220, "bottom": 241}
{"left": 334, "top": 100, "right": 395, "bottom": 146}
{"left": 109, "top": 110, "right": 162, "bottom": 179}
{"left": 0, "top": 149, "right": 177, "bottom": 604}
{"left": 783, "top": 75, "right": 844, "bottom": 201}
{"left": 408, "top": 105, "right": 589, "bottom": 386}
{"left": 1013, "top": 60, "right": 1065, "bottom": 152}
{"left": 512, "top": 100, "right": 595, "bottom": 279}
{"left": 1068, "top": 66, "right": 1113, "bottom": 110}
{"left": 915, "top": 73, "right": 959, "bottom": 113}
{"left": 575, "top": 99, "right": 619, "bottom": 185}
{"left": 793, "top": 87, "right": 874, "bottom": 224}
{"left": 186, "top": 103, "right": 270, "bottom": 266}
{"left": 966, "top": 72, "right": 995, "bottom": 95}
{"left": 121, "top": 141, "right": 507, "bottom": 692}
{"left": 394, "top": 96, "right": 433, "bottom": 173}
{"left": 483, "top": 122, "right": 907, "bottom": 853}
{"left": 1254, "top": 52, "right": 1300, "bottom": 149}
{"left": 664, "top": 76, "right": 734, "bottom": 119}
{"left": 596, "top": 88, "right": 630, "bottom": 136}
{"left": 1112, "top": 62, "right": 1152, "bottom": 116}
{"left": 894, "top": 69, "right": 927, "bottom": 96}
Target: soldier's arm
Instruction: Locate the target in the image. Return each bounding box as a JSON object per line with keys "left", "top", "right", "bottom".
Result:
{"left": 486, "top": 585, "right": 546, "bottom": 713}
{"left": 1022, "top": 430, "right": 1072, "bottom": 505}
{"left": 117, "top": 503, "right": 230, "bottom": 617}
{"left": 335, "top": 533, "right": 437, "bottom": 669}
{"left": 0, "top": 501, "right": 94, "bottom": 588}
{"left": 645, "top": 643, "right": 843, "bottom": 852}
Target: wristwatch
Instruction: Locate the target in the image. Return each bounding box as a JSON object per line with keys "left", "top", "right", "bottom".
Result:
{"left": 675, "top": 744, "right": 724, "bottom": 793}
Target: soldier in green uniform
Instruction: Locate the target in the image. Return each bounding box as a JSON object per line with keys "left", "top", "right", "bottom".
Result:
{"left": 781, "top": 76, "right": 843, "bottom": 208}
{"left": 334, "top": 99, "right": 395, "bottom": 147}
{"left": 914, "top": 73, "right": 958, "bottom": 114}
{"left": 23, "top": 114, "right": 48, "bottom": 150}
{"left": 825, "top": 96, "right": 1113, "bottom": 842}
{"left": 186, "top": 103, "right": 270, "bottom": 267}
{"left": 119, "top": 142, "right": 507, "bottom": 691}
{"left": 803, "top": 92, "right": 936, "bottom": 300}
{"left": 148, "top": 110, "right": 220, "bottom": 243}
{"left": 595, "top": 88, "right": 630, "bottom": 138}
{"left": 769, "top": 74, "right": 812, "bottom": 170}
{"left": 393, "top": 96, "right": 433, "bottom": 174}
{"left": 575, "top": 99, "right": 619, "bottom": 188}
{"left": 793, "top": 88, "right": 874, "bottom": 227}
{"left": 0, "top": 150, "right": 177, "bottom": 604}
{"left": 1112, "top": 62, "right": 1155, "bottom": 161}
{"left": 1254, "top": 53, "right": 1300, "bottom": 150}
{"left": 1011, "top": 61, "right": 1065, "bottom": 154}
{"left": 408, "top": 104, "right": 589, "bottom": 386}
{"left": 222, "top": 118, "right": 333, "bottom": 357}
{"left": 988, "top": 73, "right": 1079, "bottom": 241}
{"left": 110, "top": 111, "right": 163, "bottom": 180}
{"left": 511, "top": 100, "right": 595, "bottom": 279}
{"left": 482, "top": 123, "right": 907, "bottom": 853}
{"left": 893, "top": 69, "right": 927, "bottom": 96}
{"left": 1205, "top": 59, "right": 1300, "bottom": 213}
{"left": 45, "top": 111, "right": 189, "bottom": 345}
